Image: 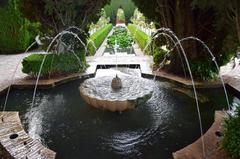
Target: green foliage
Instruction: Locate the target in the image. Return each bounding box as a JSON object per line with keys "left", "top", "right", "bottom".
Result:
{"left": 104, "top": 0, "right": 136, "bottom": 24}
{"left": 0, "top": 0, "right": 40, "bottom": 54}
{"left": 88, "top": 24, "right": 113, "bottom": 55}
{"left": 20, "top": 0, "right": 110, "bottom": 34}
{"left": 89, "top": 9, "right": 110, "bottom": 32}
{"left": 222, "top": 105, "right": 240, "bottom": 159}
{"left": 153, "top": 48, "right": 168, "bottom": 65}
{"left": 22, "top": 52, "right": 87, "bottom": 77}
{"left": 131, "top": 8, "right": 156, "bottom": 30}
{"left": 128, "top": 24, "right": 150, "bottom": 51}
{"left": 219, "top": 34, "right": 239, "bottom": 65}
{"left": 131, "top": 8, "right": 145, "bottom": 24}
{"left": 107, "top": 27, "right": 133, "bottom": 48}
{"left": 189, "top": 58, "right": 218, "bottom": 80}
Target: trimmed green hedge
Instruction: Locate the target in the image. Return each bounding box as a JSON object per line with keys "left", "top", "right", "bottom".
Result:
{"left": 127, "top": 24, "right": 150, "bottom": 52}
{"left": 222, "top": 106, "right": 240, "bottom": 159}
{"left": 22, "top": 52, "right": 87, "bottom": 78}
{"left": 87, "top": 24, "right": 113, "bottom": 55}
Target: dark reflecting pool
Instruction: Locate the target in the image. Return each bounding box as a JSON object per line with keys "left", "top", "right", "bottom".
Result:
{"left": 0, "top": 71, "right": 238, "bottom": 159}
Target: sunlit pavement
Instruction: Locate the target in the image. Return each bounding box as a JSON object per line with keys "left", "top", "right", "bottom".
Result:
{"left": 0, "top": 53, "right": 29, "bottom": 92}
{"left": 220, "top": 58, "right": 240, "bottom": 92}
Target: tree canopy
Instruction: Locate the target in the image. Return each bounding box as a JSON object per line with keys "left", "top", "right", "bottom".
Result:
{"left": 20, "top": 0, "right": 110, "bottom": 34}
{"left": 131, "top": 0, "right": 240, "bottom": 74}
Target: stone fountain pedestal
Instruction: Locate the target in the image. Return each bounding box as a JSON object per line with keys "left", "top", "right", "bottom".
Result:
{"left": 79, "top": 75, "right": 154, "bottom": 112}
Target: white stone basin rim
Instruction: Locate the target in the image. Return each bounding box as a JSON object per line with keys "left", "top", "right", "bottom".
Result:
{"left": 79, "top": 75, "right": 155, "bottom": 111}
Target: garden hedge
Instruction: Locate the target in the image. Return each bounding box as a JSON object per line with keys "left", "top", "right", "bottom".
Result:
{"left": 87, "top": 24, "right": 113, "bottom": 55}
{"left": 127, "top": 24, "right": 150, "bottom": 52}
{"left": 22, "top": 52, "right": 87, "bottom": 78}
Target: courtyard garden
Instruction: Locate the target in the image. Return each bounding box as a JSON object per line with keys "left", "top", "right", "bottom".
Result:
{"left": 0, "top": 0, "right": 240, "bottom": 159}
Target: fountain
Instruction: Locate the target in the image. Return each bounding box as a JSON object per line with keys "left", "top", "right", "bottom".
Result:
{"left": 0, "top": 22, "right": 236, "bottom": 158}
{"left": 79, "top": 37, "right": 154, "bottom": 112}
{"left": 79, "top": 38, "right": 154, "bottom": 112}
{"left": 79, "top": 73, "right": 154, "bottom": 112}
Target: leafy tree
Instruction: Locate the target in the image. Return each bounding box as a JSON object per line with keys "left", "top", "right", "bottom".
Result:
{"left": 0, "top": 0, "right": 40, "bottom": 54}
{"left": 131, "top": 9, "right": 156, "bottom": 30}
{"left": 131, "top": 0, "right": 239, "bottom": 77}
{"left": 20, "top": 0, "right": 110, "bottom": 34}
{"left": 89, "top": 9, "right": 110, "bottom": 32}
{"left": 192, "top": 0, "right": 240, "bottom": 43}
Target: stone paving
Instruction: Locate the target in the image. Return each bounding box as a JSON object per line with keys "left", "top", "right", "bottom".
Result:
{"left": 0, "top": 53, "right": 29, "bottom": 93}
{"left": 220, "top": 58, "right": 240, "bottom": 92}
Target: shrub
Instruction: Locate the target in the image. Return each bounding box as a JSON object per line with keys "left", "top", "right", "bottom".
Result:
{"left": 189, "top": 58, "right": 218, "bottom": 80}
{"left": 0, "top": 0, "right": 40, "bottom": 54}
{"left": 153, "top": 48, "right": 168, "bottom": 65}
{"left": 87, "top": 24, "right": 113, "bottom": 55}
{"left": 107, "top": 27, "right": 133, "bottom": 48}
{"left": 222, "top": 105, "right": 240, "bottom": 159}
{"left": 22, "top": 52, "right": 87, "bottom": 77}
{"left": 127, "top": 24, "right": 150, "bottom": 53}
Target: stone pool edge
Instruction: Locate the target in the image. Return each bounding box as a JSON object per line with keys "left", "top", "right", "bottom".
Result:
{"left": 0, "top": 64, "right": 231, "bottom": 97}
{"left": 173, "top": 111, "right": 229, "bottom": 159}
{"left": 0, "top": 112, "right": 56, "bottom": 159}
{"left": 0, "top": 64, "right": 235, "bottom": 159}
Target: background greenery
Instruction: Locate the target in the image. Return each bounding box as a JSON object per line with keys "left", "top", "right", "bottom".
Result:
{"left": 104, "top": 0, "right": 136, "bottom": 24}
{"left": 128, "top": 24, "right": 150, "bottom": 51}
{"left": 20, "top": 0, "right": 110, "bottom": 35}
{"left": 87, "top": 24, "right": 113, "bottom": 55}
{"left": 0, "top": 0, "right": 40, "bottom": 54}
{"left": 222, "top": 105, "right": 240, "bottom": 159}
{"left": 107, "top": 27, "right": 133, "bottom": 48}
{"left": 131, "top": 0, "right": 240, "bottom": 77}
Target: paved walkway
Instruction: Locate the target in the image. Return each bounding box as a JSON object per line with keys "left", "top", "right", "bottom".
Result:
{"left": 220, "top": 58, "right": 240, "bottom": 92}
{"left": 0, "top": 53, "right": 29, "bottom": 93}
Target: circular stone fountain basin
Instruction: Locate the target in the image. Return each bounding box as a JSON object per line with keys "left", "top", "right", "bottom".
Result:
{"left": 79, "top": 75, "right": 154, "bottom": 111}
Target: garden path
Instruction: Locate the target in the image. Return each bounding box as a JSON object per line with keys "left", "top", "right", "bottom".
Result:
{"left": 220, "top": 58, "right": 240, "bottom": 92}
{"left": 0, "top": 53, "right": 29, "bottom": 93}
